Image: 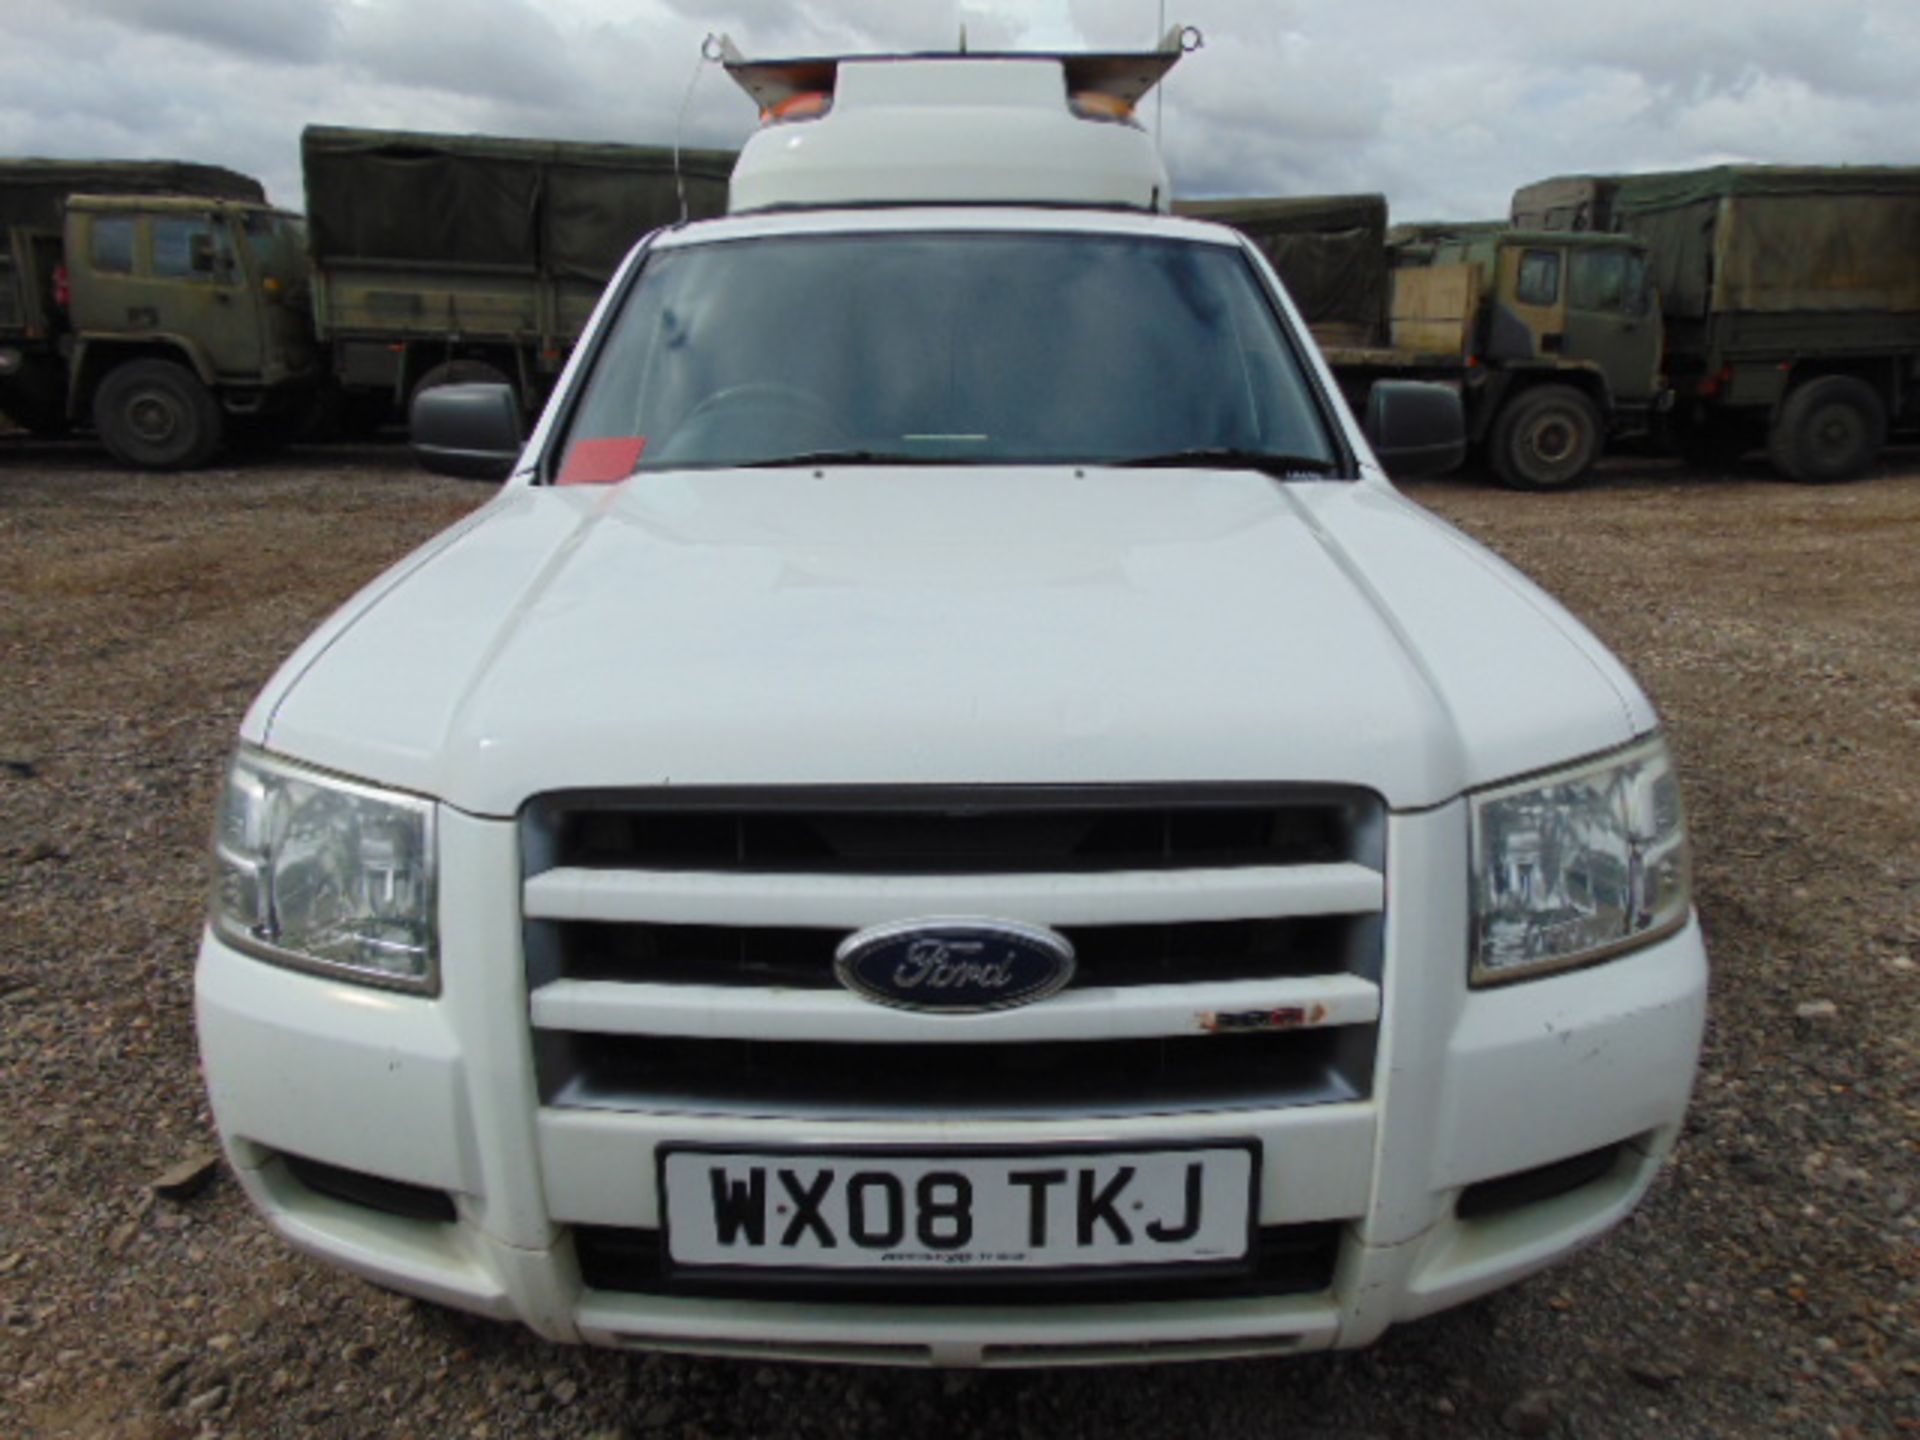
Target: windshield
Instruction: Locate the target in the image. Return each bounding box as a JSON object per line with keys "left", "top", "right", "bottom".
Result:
{"left": 555, "top": 231, "right": 1341, "bottom": 476}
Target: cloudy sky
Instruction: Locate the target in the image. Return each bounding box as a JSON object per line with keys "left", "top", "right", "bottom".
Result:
{"left": 3, "top": 0, "right": 1919, "bottom": 222}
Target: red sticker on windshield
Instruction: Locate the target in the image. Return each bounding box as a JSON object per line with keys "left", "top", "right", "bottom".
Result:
{"left": 558, "top": 436, "right": 646, "bottom": 485}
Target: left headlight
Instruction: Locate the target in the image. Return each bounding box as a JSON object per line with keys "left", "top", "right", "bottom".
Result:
{"left": 1470, "top": 734, "right": 1690, "bottom": 986}
{"left": 210, "top": 748, "right": 438, "bottom": 993}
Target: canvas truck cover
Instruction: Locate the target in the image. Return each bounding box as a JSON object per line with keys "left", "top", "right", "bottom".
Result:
{"left": 1177, "top": 193, "right": 1389, "bottom": 341}
{"left": 0, "top": 160, "right": 264, "bottom": 231}
{"left": 1612, "top": 165, "right": 1920, "bottom": 319}
{"left": 1509, "top": 175, "right": 1619, "bottom": 233}
{"left": 301, "top": 126, "right": 735, "bottom": 280}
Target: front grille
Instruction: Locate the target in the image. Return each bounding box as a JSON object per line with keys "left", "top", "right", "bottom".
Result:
{"left": 573, "top": 1222, "right": 1343, "bottom": 1304}
{"left": 522, "top": 785, "right": 1386, "bottom": 1119}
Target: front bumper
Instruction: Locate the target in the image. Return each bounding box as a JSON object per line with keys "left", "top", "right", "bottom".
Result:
{"left": 195, "top": 805, "right": 1707, "bottom": 1366}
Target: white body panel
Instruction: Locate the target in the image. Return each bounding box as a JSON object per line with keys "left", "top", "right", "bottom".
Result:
{"left": 201, "top": 194, "right": 1706, "bottom": 1364}
{"left": 252, "top": 467, "right": 1641, "bottom": 816}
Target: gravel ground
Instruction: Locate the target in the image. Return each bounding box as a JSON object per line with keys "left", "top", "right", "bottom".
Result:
{"left": 2, "top": 440, "right": 1916, "bottom": 1440}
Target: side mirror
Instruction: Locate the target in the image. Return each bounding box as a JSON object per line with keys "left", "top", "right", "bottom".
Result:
{"left": 1364, "top": 380, "right": 1466, "bottom": 477}
{"left": 410, "top": 383, "right": 523, "bottom": 481}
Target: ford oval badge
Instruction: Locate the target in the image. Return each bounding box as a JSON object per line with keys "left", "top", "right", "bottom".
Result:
{"left": 834, "top": 918, "right": 1076, "bottom": 1014}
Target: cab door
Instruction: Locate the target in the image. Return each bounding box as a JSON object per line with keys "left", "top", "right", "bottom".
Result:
{"left": 1562, "top": 249, "right": 1661, "bottom": 404}
{"left": 143, "top": 210, "right": 263, "bottom": 378}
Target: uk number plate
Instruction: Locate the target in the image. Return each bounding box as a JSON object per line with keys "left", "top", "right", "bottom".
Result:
{"left": 660, "top": 1144, "right": 1258, "bottom": 1272}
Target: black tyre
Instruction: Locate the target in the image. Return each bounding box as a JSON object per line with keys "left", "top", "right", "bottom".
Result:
{"left": 1487, "top": 384, "right": 1602, "bottom": 491}
{"left": 92, "top": 359, "right": 224, "bottom": 470}
{"left": 1767, "top": 375, "right": 1886, "bottom": 483}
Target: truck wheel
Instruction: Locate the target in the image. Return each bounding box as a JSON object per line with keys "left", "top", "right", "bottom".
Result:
{"left": 1487, "top": 385, "right": 1602, "bottom": 491}
{"left": 93, "top": 359, "right": 224, "bottom": 470}
{"left": 1767, "top": 376, "right": 1886, "bottom": 483}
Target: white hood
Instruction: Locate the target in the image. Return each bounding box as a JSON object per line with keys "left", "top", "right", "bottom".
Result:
{"left": 251, "top": 470, "right": 1652, "bottom": 816}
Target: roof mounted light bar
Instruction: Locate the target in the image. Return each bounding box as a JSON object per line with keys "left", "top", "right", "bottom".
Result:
{"left": 718, "top": 27, "right": 1201, "bottom": 128}
{"left": 714, "top": 28, "right": 1201, "bottom": 215}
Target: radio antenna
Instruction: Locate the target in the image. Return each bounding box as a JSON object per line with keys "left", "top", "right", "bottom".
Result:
{"left": 1155, "top": 0, "right": 1165, "bottom": 140}
{"left": 673, "top": 34, "right": 726, "bottom": 227}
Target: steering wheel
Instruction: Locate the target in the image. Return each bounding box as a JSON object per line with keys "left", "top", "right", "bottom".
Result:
{"left": 652, "top": 381, "right": 848, "bottom": 464}
{"left": 679, "top": 381, "right": 837, "bottom": 427}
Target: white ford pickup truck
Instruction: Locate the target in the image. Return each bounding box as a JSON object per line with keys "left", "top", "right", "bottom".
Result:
{"left": 196, "top": 39, "right": 1706, "bottom": 1367}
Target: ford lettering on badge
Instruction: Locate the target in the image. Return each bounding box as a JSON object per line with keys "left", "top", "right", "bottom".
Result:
{"left": 834, "top": 918, "right": 1076, "bottom": 1013}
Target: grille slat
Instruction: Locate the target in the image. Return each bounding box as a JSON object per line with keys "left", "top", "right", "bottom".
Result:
{"left": 543, "top": 915, "right": 1361, "bottom": 989}
{"left": 530, "top": 974, "right": 1382, "bottom": 1046}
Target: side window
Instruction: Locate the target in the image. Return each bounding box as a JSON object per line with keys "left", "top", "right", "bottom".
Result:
{"left": 1515, "top": 249, "right": 1561, "bottom": 307}
{"left": 1570, "top": 251, "right": 1631, "bottom": 313}
{"left": 91, "top": 216, "right": 137, "bottom": 274}
{"left": 1624, "top": 255, "right": 1651, "bottom": 316}
{"left": 152, "top": 216, "right": 234, "bottom": 282}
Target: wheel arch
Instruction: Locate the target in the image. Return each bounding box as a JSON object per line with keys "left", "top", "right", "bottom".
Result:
{"left": 1474, "top": 363, "right": 1612, "bottom": 443}
{"left": 1773, "top": 358, "right": 1899, "bottom": 427}
{"left": 69, "top": 336, "right": 218, "bottom": 417}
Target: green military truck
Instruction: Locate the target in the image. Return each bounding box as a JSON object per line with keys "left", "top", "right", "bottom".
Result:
{"left": 1189, "top": 196, "right": 1663, "bottom": 488}
{"left": 3, "top": 135, "right": 738, "bottom": 467}
{"left": 1516, "top": 166, "right": 1920, "bottom": 482}
{"left": 0, "top": 160, "right": 316, "bottom": 464}
{"left": 301, "top": 126, "right": 735, "bottom": 425}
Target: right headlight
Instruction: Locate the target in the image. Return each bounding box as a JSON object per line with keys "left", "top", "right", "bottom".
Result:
{"left": 210, "top": 748, "right": 438, "bottom": 994}
{"left": 1470, "top": 734, "right": 1691, "bottom": 986}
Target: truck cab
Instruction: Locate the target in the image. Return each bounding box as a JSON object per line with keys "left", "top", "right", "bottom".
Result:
{"left": 61, "top": 195, "right": 318, "bottom": 466}
{"left": 196, "top": 38, "right": 1705, "bottom": 1367}
{"left": 1398, "top": 230, "right": 1663, "bottom": 488}
{"left": 2, "top": 158, "right": 271, "bottom": 444}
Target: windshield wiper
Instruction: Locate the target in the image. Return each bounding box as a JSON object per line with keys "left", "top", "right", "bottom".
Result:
{"left": 1112, "top": 448, "right": 1341, "bottom": 478}
{"left": 734, "top": 449, "right": 960, "bottom": 468}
